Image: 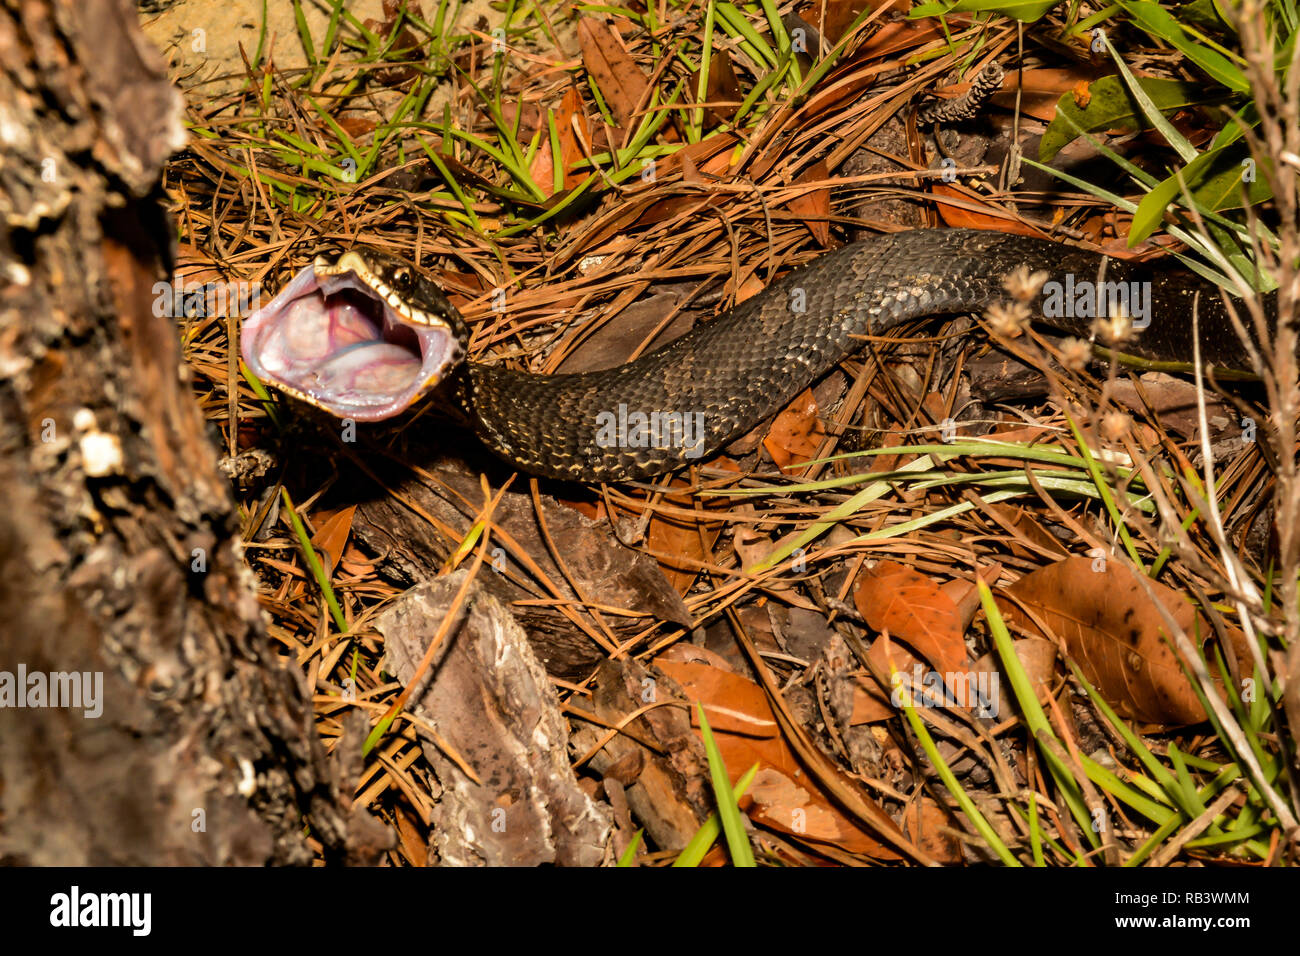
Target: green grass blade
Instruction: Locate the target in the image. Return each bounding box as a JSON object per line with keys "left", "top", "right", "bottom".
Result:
{"left": 673, "top": 761, "right": 760, "bottom": 866}
{"left": 696, "top": 705, "right": 755, "bottom": 866}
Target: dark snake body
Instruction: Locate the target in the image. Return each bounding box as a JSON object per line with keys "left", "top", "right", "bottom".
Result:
{"left": 449, "top": 229, "right": 1266, "bottom": 481}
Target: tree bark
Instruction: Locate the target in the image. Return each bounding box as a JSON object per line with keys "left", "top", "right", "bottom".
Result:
{"left": 0, "top": 0, "right": 381, "bottom": 865}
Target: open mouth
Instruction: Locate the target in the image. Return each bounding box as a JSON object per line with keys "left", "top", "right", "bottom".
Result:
{"left": 240, "top": 254, "right": 461, "bottom": 421}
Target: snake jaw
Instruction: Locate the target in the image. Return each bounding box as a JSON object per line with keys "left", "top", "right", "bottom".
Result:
{"left": 241, "top": 256, "right": 462, "bottom": 421}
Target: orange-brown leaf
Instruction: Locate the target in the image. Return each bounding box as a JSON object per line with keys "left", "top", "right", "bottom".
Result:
{"left": 656, "top": 658, "right": 897, "bottom": 858}
{"left": 901, "top": 796, "right": 964, "bottom": 864}
{"left": 854, "top": 560, "right": 970, "bottom": 676}
{"left": 788, "top": 160, "right": 831, "bottom": 246}
{"left": 310, "top": 505, "right": 356, "bottom": 577}
{"left": 746, "top": 768, "right": 893, "bottom": 855}
{"left": 762, "top": 388, "right": 826, "bottom": 473}
{"left": 576, "top": 18, "right": 649, "bottom": 129}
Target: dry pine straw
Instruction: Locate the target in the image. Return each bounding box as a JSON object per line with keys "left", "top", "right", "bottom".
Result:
{"left": 164, "top": 16, "right": 1269, "bottom": 864}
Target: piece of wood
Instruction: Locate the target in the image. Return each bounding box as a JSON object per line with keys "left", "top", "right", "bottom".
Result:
{"left": 0, "top": 0, "right": 382, "bottom": 865}
{"left": 379, "top": 574, "right": 611, "bottom": 865}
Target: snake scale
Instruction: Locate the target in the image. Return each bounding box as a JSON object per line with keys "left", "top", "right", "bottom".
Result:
{"left": 241, "top": 228, "right": 1272, "bottom": 481}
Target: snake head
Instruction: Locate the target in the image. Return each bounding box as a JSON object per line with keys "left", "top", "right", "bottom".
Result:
{"left": 240, "top": 248, "right": 466, "bottom": 421}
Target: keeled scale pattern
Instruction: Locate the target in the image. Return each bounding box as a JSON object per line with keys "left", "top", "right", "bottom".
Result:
{"left": 452, "top": 229, "right": 1267, "bottom": 481}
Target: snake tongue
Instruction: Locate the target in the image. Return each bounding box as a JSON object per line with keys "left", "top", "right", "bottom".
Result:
{"left": 242, "top": 263, "right": 458, "bottom": 420}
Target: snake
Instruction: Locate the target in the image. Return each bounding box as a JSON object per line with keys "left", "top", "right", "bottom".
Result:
{"left": 240, "top": 228, "right": 1272, "bottom": 481}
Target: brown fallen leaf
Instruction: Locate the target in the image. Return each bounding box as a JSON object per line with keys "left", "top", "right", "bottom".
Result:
{"left": 576, "top": 17, "right": 650, "bottom": 130}
{"left": 819, "top": 0, "right": 885, "bottom": 43}
{"left": 655, "top": 657, "right": 900, "bottom": 859}
{"left": 939, "top": 563, "right": 1003, "bottom": 631}
{"left": 849, "top": 679, "right": 896, "bottom": 724}
{"left": 655, "top": 659, "right": 795, "bottom": 776}
{"left": 762, "top": 388, "right": 827, "bottom": 473}
{"left": 1002, "top": 557, "right": 1249, "bottom": 726}
{"left": 554, "top": 290, "right": 696, "bottom": 375}
{"left": 891, "top": 22, "right": 954, "bottom": 57}
{"left": 309, "top": 505, "right": 356, "bottom": 577}
{"left": 1105, "top": 376, "right": 1235, "bottom": 441}
{"left": 336, "top": 113, "right": 377, "bottom": 140}
{"left": 988, "top": 504, "right": 1070, "bottom": 560}
{"left": 932, "top": 185, "right": 1046, "bottom": 235}
{"left": 902, "top": 796, "right": 965, "bottom": 864}
{"left": 788, "top": 160, "right": 832, "bottom": 246}
{"left": 365, "top": 0, "right": 427, "bottom": 86}
{"left": 972, "top": 636, "right": 1058, "bottom": 721}
{"left": 866, "top": 630, "right": 997, "bottom": 715}
{"left": 854, "top": 560, "right": 971, "bottom": 678}
{"left": 528, "top": 85, "right": 591, "bottom": 196}
{"left": 853, "top": 631, "right": 926, "bottom": 715}
{"left": 729, "top": 507, "right": 809, "bottom": 606}
{"left": 393, "top": 805, "right": 428, "bottom": 867}
{"left": 746, "top": 768, "right": 895, "bottom": 855}
{"left": 656, "top": 642, "right": 737, "bottom": 671}
{"left": 990, "top": 66, "right": 1107, "bottom": 122}
{"left": 693, "top": 49, "right": 742, "bottom": 127}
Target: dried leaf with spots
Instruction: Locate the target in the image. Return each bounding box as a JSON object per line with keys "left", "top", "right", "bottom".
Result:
{"left": 576, "top": 17, "right": 650, "bottom": 130}
{"left": 1002, "top": 557, "right": 1249, "bottom": 726}
{"left": 762, "top": 388, "right": 827, "bottom": 473}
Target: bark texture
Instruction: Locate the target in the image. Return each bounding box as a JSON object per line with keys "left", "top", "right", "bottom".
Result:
{"left": 0, "top": 0, "right": 382, "bottom": 865}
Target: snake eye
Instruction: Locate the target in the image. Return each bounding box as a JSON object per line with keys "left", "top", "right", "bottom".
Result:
{"left": 392, "top": 268, "right": 412, "bottom": 289}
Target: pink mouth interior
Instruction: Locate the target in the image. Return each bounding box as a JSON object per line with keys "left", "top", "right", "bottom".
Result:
{"left": 241, "top": 264, "right": 458, "bottom": 420}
